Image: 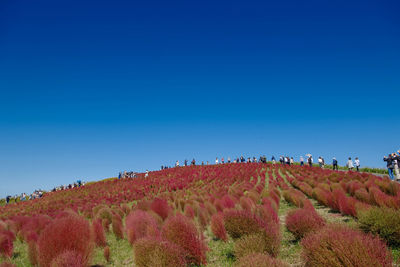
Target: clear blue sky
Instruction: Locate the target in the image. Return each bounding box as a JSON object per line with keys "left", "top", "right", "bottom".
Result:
{"left": 0, "top": 0, "right": 399, "bottom": 197}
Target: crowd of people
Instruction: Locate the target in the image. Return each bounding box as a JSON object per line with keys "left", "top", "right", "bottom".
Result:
{"left": 4, "top": 180, "right": 85, "bottom": 205}
{"left": 5, "top": 190, "right": 44, "bottom": 204}
{"left": 118, "top": 171, "right": 138, "bottom": 179}
{"left": 383, "top": 150, "right": 400, "bottom": 181}
{"left": 166, "top": 154, "right": 364, "bottom": 174}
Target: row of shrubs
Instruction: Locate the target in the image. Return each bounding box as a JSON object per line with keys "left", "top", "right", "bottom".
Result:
{"left": 284, "top": 204, "right": 394, "bottom": 266}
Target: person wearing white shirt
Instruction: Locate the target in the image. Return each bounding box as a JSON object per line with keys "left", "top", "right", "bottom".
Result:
{"left": 347, "top": 157, "right": 354, "bottom": 170}
{"left": 354, "top": 158, "right": 360, "bottom": 172}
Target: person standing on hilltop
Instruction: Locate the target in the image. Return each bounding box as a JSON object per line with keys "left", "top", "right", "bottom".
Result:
{"left": 354, "top": 157, "right": 360, "bottom": 172}
{"left": 191, "top": 158, "right": 196, "bottom": 166}
{"left": 307, "top": 156, "right": 313, "bottom": 167}
{"left": 175, "top": 160, "right": 180, "bottom": 167}
{"left": 300, "top": 156, "right": 304, "bottom": 166}
{"left": 272, "top": 156, "right": 276, "bottom": 164}
{"left": 394, "top": 151, "right": 400, "bottom": 180}
{"left": 332, "top": 157, "right": 338, "bottom": 170}
{"left": 318, "top": 157, "right": 323, "bottom": 168}
{"left": 384, "top": 154, "right": 395, "bottom": 180}
{"left": 215, "top": 157, "right": 219, "bottom": 165}
{"left": 184, "top": 159, "right": 188, "bottom": 166}
{"left": 347, "top": 157, "right": 354, "bottom": 171}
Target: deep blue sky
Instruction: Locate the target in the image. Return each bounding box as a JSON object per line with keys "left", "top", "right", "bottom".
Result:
{"left": 1, "top": 0, "right": 399, "bottom": 197}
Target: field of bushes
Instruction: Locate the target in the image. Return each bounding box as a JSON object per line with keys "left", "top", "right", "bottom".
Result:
{"left": 1, "top": 163, "right": 400, "bottom": 266}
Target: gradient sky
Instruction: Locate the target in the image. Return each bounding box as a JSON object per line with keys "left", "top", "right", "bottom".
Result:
{"left": 1, "top": 0, "right": 399, "bottom": 197}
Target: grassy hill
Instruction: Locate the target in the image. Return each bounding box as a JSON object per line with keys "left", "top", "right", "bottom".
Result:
{"left": 0, "top": 163, "right": 399, "bottom": 266}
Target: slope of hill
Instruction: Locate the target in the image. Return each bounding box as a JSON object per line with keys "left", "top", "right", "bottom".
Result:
{"left": 0, "top": 163, "right": 399, "bottom": 266}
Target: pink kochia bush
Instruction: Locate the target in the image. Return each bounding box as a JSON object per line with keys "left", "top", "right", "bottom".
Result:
{"left": 236, "top": 253, "right": 288, "bottom": 267}
{"left": 211, "top": 213, "right": 227, "bottom": 241}
{"left": 111, "top": 213, "right": 124, "bottom": 239}
{"left": 301, "top": 225, "right": 393, "bottom": 267}
{"left": 92, "top": 219, "right": 106, "bottom": 247}
{"left": 223, "top": 209, "right": 265, "bottom": 239}
{"left": 0, "top": 229, "right": 15, "bottom": 258}
{"left": 125, "top": 210, "right": 159, "bottom": 245}
{"left": 133, "top": 237, "right": 186, "bottom": 267}
{"left": 150, "top": 198, "right": 170, "bottom": 220}
{"left": 49, "top": 250, "right": 86, "bottom": 267}
{"left": 162, "top": 214, "right": 208, "bottom": 266}
{"left": 285, "top": 207, "right": 325, "bottom": 240}
{"left": 224, "top": 209, "right": 281, "bottom": 257}
{"left": 37, "top": 215, "right": 93, "bottom": 267}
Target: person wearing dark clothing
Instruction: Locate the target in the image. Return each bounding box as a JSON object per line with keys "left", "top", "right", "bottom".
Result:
{"left": 191, "top": 159, "right": 196, "bottom": 166}
{"left": 308, "top": 156, "right": 313, "bottom": 167}
{"left": 184, "top": 159, "right": 188, "bottom": 166}
{"left": 6, "top": 196, "right": 10, "bottom": 204}
{"left": 332, "top": 158, "right": 338, "bottom": 170}
{"left": 384, "top": 154, "right": 395, "bottom": 180}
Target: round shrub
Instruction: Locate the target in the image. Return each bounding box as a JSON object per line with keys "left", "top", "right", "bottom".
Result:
{"left": 50, "top": 250, "right": 86, "bottom": 267}
{"left": 112, "top": 213, "right": 124, "bottom": 239}
{"left": 150, "top": 198, "right": 170, "bottom": 220}
{"left": 235, "top": 253, "right": 288, "bottom": 267}
{"left": 223, "top": 209, "right": 265, "bottom": 239}
{"left": 358, "top": 207, "right": 400, "bottom": 246}
{"left": 125, "top": 210, "right": 159, "bottom": 245}
{"left": 91, "top": 219, "right": 106, "bottom": 247}
{"left": 103, "top": 246, "right": 110, "bottom": 262}
{"left": 0, "top": 231, "right": 14, "bottom": 258}
{"left": 27, "top": 240, "right": 38, "bottom": 266}
{"left": 285, "top": 208, "right": 325, "bottom": 240}
{"left": 211, "top": 213, "right": 227, "bottom": 241}
{"left": 37, "top": 215, "right": 93, "bottom": 267}
{"left": 162, "top": 214, "right": 207, "bottom": 266}
{"left": 234, "top": 226, "right": 281, "bottom": 258}
{"left": 133, "top": 237, "right": 186, "bottom": 267}
{"left": 301, "top": 225, "right": 393, "bottom": 267}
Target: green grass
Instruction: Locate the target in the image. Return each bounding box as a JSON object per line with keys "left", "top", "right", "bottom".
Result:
{"left": 91, "top": 232, "right": 133, "bottom": 266}
{"left": 7, "top": 239, "right": 31, "bottom": 267}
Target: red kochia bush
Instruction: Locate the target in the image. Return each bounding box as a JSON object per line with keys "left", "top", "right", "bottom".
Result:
{"left": 285, "top": 208, "right": 325, "bottom": 240}
{"left": 220, "top": 195, "right": 236, "bottom": 209}
{"left": 37, "top": 215, "right": 93, "bottom": 267}
{"left": 92, "top": 219, "right": 106, "bottom": 247}
{"left": 162, "top": 214, "right": 207, "bottom": 266}
{"left": 28, "top": 240, "right": 38, "bottom": 266}
{"left": 49, "top": 250, "right": 86, "bottom": 267}
{"left": 103, "top": 246, "right": 110, "bottom": 262}
{"left": 211, "top": 213, "right": 227, "bottom": 241}
{"left": 125, "top": 210, "right": 159, "bottom": 245}
{"left": 112, "top": 213, "right": 124, "bottom": 239}
{"left": 301, "top": 225, "right": 393, "bottom": 267}
{"left": 256, "top": 203, "right": 279, "bottom": 224}
{"left": 223, "top": 209, "right": 265, "bottom": 239}
{"left": 0, "top": 231, "right": 14, "bottom": 258}
{"left": 133, "top": 237, "right": 186, "bottom": 267}
{"left": 150, "top": 198, "right": 170, "bottom": 220}
{"left": 184, "top": 205, "right": 195, "bottom": 219}
{"left": 236, "top": 253, "right": 288, "bottom": 267}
